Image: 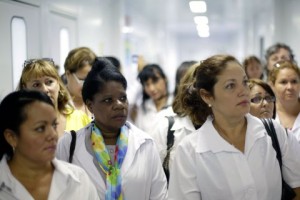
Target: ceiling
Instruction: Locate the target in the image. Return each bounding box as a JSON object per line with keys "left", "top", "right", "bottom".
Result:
{"left": 125, "top": 0, "right": 272, "bottom": 38}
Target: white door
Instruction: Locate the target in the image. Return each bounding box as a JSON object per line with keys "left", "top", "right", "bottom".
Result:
{"left": 49, "top": 11, "right": 77, "bottom": 75}
{"left": 0, "top": 0, "right": 40, "bottom": 97}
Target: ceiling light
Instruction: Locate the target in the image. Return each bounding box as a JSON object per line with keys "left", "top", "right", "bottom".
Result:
{"left": 194, "top": 16, "right": 208, "bottom": 24}
{"left": 196, "top": 24, "right": 209, "bottom": 37}
{"left": 189, "top": 1, "right": 207, "bottom": 13}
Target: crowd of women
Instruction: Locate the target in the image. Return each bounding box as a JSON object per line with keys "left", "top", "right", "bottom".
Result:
{"left": 1, "top": 43, "right": 300, "bottom": 200}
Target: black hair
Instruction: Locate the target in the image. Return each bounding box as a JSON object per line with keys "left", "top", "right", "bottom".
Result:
{"left": 82, "top": 57, "right": 127, "bottom": 103}
{"left": 138, "top": 64, "right": 168, "bottom": 109}
{"left": 174, "top": 61, "right": 197, "bottom": 95}
{"left": 0, "top": 90, "right": 54, "bottom": 160}
{"left": 104, "top": 56, "right": 121, "bottom": 71}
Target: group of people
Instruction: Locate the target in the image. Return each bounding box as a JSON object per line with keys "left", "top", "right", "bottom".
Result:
{"left": 0, "top": 42, "right": 300, "bottom": 200}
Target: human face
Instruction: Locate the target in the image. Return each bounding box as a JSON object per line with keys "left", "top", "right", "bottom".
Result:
{"left": 143, "top": 74, "right": 167, "bottom": 102}
{"left": 209, "top": 61, "right": 250, "bottom": 120}
{"left": 272, "top": 68, "right": 300, "bottom": 104}
{"left": 13, "top": 101, "right": 58, "bottom": 164}
{"left": 267, "top": 48, "right": 291, "bottom": 72}
{"left": 24, "top": 76, "right": 60, "bottom": 106}
{"left": 250, "top": 85, "right": 275, "bottom": 118}
{"left": 87, "top": 81, "right": 128, "bottom": 133}
{"left": 246, "top": 60, "right": 262, "bottom": 79}
{"left": 67, "top": 64, "right": 92, "bottom": 98}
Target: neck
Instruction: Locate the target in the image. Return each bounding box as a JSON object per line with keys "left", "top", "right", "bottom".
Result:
{"left": 276, "top": 100, "right": 300, "bottom": 116}
{"left": 8, "top": 155, "right": 53, "bottom": 179}
{"left": 153, "top": 94, "right": 168, "bottom": 111}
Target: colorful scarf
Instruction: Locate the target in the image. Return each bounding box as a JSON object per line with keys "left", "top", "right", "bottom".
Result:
{"left": 91, "top": 122, "right": 128, "bottom": 200}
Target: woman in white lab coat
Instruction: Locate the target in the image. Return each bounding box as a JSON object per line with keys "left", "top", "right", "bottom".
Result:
{"left": 56, "top": 57, "right": 168, "bottom": 200}
{"left": 0, "top": 90, "right": 99, "bottom": 200}
{"left": 168, "top": 54, "right": 300, "bottom": 200}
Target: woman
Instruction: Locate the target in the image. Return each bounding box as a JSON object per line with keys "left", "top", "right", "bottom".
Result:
{"left": 249, "top": 78, "right": 276, "bottom": 119}
{"left": 242, "top": 55, "right": 263, "bottom": 79}
{"left": 18, "top": 58, "right": 90, "bottom": 137}
{"left": 0, "top": 90, "right": 99, "bottom": 200}
{"left": 168, "top": 54, "right": 300, "bottom": 199}
{"left": 265, "top": 43, "right": 295, "bottom": 78}
{"left": 56, "top": 58, "right": 168, "bottom": 199}
{"left": 64, "top": 47, "right": 97, "bottom": 118}
{"left": 268, "top": 60, "right": 300, "bottom": 141}
{"left": 134, "top": 64, "right": 173, "bottom": 133}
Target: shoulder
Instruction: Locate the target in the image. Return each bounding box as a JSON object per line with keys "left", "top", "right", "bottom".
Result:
{"left": 52, "top": 158, "right": 90, "bottom": 182}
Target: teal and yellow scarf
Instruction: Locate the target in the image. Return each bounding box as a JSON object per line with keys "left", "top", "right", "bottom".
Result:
{"left": 91, "top": 122, "right": 128, "bottom": 200}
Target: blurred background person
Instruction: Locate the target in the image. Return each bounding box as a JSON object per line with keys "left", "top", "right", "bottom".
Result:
{"left": 152, "top": 63, "right": 201, "bottom": 182}
{"left": 18, "top": 58, "right": 90, "bottom": 137}
{"left": 134, "top": 64, "right": 173, "bottom": 133}
{"left": 249, "top": 78, "right": 276, "bottom": 119}
{"left": 64, "top": 47, "right": 97, "bottom": 119}
{"left": 0, "top": 90, "right": 99, "bottom": 200}
{"left": 242, "top": 55, "right": 264, "bottom": 80}
{"left": 56, "top": 58, "right": 168, "bottom": 199}
{"left": 265, "top": 43, "right": 296, "bottom": 78}
{"left": 174, "top": 60, "right": 197, "bottom": 96}
{"left": 268, "top": 60, "right": 300, "bottom": 141}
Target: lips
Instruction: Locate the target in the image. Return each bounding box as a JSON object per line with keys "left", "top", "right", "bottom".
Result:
{"left": 237, "top": 100, "right": 250, "bottom": 105}
{"left": 44, "top": 144, "right": 56, "bottom": 151}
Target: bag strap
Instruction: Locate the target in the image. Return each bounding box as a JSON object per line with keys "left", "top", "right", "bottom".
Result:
{"left": 69, "top": 130, "right": 77, "bottom": 163}
{"left": 162, "top": 116, "right": 175, "bottom": 183}
{"left": 261, "top": 119, "right": 283, "bottom": 170}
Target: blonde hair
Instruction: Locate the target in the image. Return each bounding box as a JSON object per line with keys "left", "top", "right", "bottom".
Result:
{"left": 17, "top": 59, "right": 73, "bottom": 115}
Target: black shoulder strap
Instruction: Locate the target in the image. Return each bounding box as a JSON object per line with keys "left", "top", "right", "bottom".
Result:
{"left": 69, "top": 130, "right": 77, "bottom": 163}
{"left": 162, "top": 116, "right": 175, "bottom": 184}
{"left": 261, "top": 118, "right": 283, "bottom": 170}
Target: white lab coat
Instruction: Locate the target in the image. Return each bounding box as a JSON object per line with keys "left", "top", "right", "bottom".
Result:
{"left": 135, "top": 96, "right": 173, "bottom": 134}
{"left": 275, "top": 112, "right": 300, "bottom": 142}
{"left": 0, "top": 157, "right": 99, "bottom": 200}
{"left": 168, "top": 114, "right": 300, "bottom": 200}
{"left": 56, "top": 122, "right": 168, "bottom": 200}
{"left": 151, "top": 107, "right": 196, "bottom": 170}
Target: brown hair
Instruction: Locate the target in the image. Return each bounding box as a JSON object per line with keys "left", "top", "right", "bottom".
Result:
{"left": 242, "top": 55, "right": 263, "bottom": 79}
{"left": 64, "top": 47, "right": 96, "bottom": 73}
{"left": 268, "top": 60, "right": 300, "bottom": 84}
{"left": 182, "top": 55, "right": 240, "bottom": 125}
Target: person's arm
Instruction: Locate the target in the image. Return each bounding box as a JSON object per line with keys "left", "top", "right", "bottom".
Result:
{"left": 168, "top": 140, "right": 201, "bottom": 200}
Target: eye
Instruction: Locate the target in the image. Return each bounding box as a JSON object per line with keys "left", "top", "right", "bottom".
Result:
{"left": 46, "top": 79, "right": 54, "bottom": 85}
{"left": 225, "top": 83, "right": 235, "bottom": 89}
{"left": 250, "top": 96, "right": 262, "bottom": 104}
{"left": 120, "top": 95, "right": 127, "bottom": 102}
{"left": 32, "top": 83, "right": 40, "bottom": 88}
{"left": 243, "top": 79, "right": 249, "bottom": 87}
{"left": 35, "top": 125, "right": 46, "bottom": 132}
{"left": 103, "top": 98, "right": 113, "bottom": 103}
{"left": 52, "top": 121, "right": 59, "bottom": 130}
{"left": 291, "top": 79, "right": 299, "bottom": 84}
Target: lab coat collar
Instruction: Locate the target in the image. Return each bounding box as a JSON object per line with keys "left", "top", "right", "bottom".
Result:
{"left": 172, "top": 115, "right": 196, "bottom": 132}
{"left": 195, "top": 114, "right": 266, "bottom": 154}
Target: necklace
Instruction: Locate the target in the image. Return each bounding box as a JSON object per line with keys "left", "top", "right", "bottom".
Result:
{"left": 213, "top": 120, "right": 247, "bottom": 150}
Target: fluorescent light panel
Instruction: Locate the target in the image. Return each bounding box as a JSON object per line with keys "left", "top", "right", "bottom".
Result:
{"left": 194, "top": 16, "right": 208, "bottom": 24}
{"left": 189, "top": 1, "right": 207, "bottom": 13}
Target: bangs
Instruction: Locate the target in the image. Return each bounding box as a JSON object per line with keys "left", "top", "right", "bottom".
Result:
{"left": 22, "top": 63, "right": 58, "bottom": 83}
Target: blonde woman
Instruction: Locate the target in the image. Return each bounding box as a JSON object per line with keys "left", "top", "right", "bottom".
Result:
{"left": 18, "top": 58, "right": 90, "bottom": 137}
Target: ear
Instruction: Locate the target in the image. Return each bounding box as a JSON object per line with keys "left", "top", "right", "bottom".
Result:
{"left": 199, "top": 88, "right": 213, "bottom": 107}
{"left": 4, "top": 129, "right": 18, "bottom": 149}
{"left": 85, "top": 99, "right": 94, "bottom": 114}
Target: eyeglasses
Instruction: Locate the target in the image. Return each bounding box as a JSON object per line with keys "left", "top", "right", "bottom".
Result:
{"left": 24, "top": 58, "right": 54, "bottom": 68}
{"left": 72, "top": 73, "right": 85, "bottom": 85}
{"left": 250, "top": 95, "right": 276, "bottom": 104}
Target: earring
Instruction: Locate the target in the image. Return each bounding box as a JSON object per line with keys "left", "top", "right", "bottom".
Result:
{"left": 208, "top": 104, "right": 212, "bottom": 107}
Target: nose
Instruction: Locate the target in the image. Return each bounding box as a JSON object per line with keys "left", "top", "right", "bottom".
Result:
{"left": 113, "top": 99, "right": 125, "bottom": 110}
{"left": 46, "top": 126, "right": 58, "bottom": 141}
{"left": 40, "top": 84, "right": 50, "bottom": 95}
